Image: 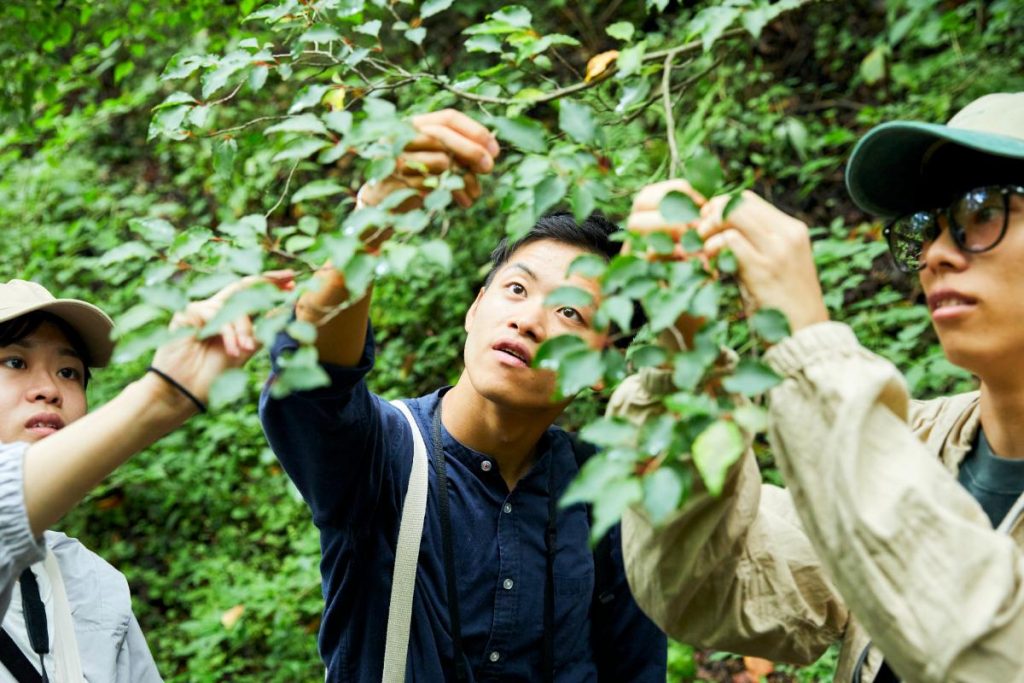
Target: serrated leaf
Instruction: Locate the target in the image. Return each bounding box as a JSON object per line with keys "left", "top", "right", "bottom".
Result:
{"left": 750, "top": 308, "right": 791, "bottom": 343}
{"left": 214, "top": 137, "right": 237, "bottom": 178}
{"left": 559, "top": 99, "right": 597, "bottom": 146}
{"left": 248, "top": 65, "right": 269, "bottom": 91}
{"left": 533, "top": 176, "right": 566, "bottom": 217}
{"left": 556, "top": 348, "right": 604, "bottom": 396}
{"left": 289, "top": 85, "right": 330, "bottom": 114}
{"left": 492, "top": 116, "right": 547, "bottom": 153}
{"left": 208, "top": 369, "right": 249, "bottom": 410}
{"left": 265, "top": 114, "right": 328, "bottom": 136}
{"left": 421, "top": 0, "right": 454, "bottom": 19}
{"left": 355, "top": 19, "right": 382, "bottom": 37}
{"left": 545, "top": 286, "right": 594, "bottom": 309}
{"left": 292, "top": 180, "right": 346, "bottom": 203}
{"left": 643, "top": 467, "right": 685, "bottom": 524}
{"left": 659, "top": 191, "right": 701, "bottom": 224}
{"left": 684, "top": 149, "right": 724, "bottom": 199}
{"left": 272, "top": 138, "right": 331, "bottom": 162}
{"left": 606, "top": 21, "right": 634, "bottom": 41}
{"left": 722, "top": 359, "right": 782, "bottom": 396}
{"left": 692, "top": 419, "right": 744, "bottom": 496}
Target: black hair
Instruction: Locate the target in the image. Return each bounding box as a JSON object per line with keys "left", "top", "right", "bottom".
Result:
{"left": 483, "top": 210, "right": 646, "bottom": 347}
{"left": 0, "top": 311, "right": 93, "bottom": 386}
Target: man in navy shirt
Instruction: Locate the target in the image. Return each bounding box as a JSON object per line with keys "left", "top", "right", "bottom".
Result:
{"left": 260, "top": 109, "right": 666, "bottom": 682}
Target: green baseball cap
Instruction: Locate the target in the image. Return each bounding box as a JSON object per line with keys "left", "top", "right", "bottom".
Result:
{"left": 846, "top": 92, "right": 1024, "bottom": 219}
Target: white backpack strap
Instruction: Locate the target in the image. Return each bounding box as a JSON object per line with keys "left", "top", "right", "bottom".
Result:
{"left": 43, "top": 549, "right": 84, "bottom": 683}
{"left": 382, "top": 400, "right": 430, "bottom": 683}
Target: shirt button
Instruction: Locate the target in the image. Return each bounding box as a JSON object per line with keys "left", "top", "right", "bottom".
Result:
{"left": 502, "top": 578, "right": 514, "bottom": 590}
{"left": 489, "top": 651, "right": 501, "bottom": 663}
{"left": 481, "top": 460, "right": 492, "bottom": 472}
{"left": 502, "top": 503, "right": 512, "bottom": 514}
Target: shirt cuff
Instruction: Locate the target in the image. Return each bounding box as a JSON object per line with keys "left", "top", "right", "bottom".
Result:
{"left": 763, "top": 321, "right": 862, "bottom": 377}
{"left": 0, "top": 442, "right": 47, "bottom": 567}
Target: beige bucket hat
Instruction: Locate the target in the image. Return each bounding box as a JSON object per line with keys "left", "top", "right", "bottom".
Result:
{"left": 0, "top": 279, "right": 115, "bottom": 367}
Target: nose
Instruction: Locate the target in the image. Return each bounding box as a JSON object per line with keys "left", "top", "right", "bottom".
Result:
{"left": 25, "top": 372, "right": 63, "bottom": 408}
{"left": 921, "top": 215, "right": 969, "bottom": 274}
{"left": 508, "top": 302, "right": 546, "bottom": 343}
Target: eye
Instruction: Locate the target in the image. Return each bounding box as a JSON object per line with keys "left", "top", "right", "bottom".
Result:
{"left": 57, "top": 366, "right": 82, "bottom": 382}
{"left": 559, "top": 307, "right": 585, "bottom": 324}
{"left": 505, "top": 282, "right": 526, "bottom": 296}
{"left": 2, "top": 357, "right": 26, "bottom": 370}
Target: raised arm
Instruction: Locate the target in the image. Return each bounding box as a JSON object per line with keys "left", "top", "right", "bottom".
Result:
{"left": 300, "top": 109, "right": 499, "bottom": 367}
{"left": 21, "top": 272, "right": 292, "bottom": 536}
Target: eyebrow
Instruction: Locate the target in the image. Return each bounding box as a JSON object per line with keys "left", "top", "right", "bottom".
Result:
{"left": 505, "top": 262, "right": 538, "bottom": 280}
{"left": 9, "top": 340, "right": 84, "bottom": 362}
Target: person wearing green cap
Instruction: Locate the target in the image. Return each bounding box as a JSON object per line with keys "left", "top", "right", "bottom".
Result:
{"left": 611, "top": 91, "right": 1024, "bottom": 682}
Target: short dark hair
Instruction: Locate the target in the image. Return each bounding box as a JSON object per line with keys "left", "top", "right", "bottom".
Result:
{"left": 0, "top": 311, "right": 93, "bottom": 386}
{"left": 483, "top": 210, "right": 645, "bottom": 347}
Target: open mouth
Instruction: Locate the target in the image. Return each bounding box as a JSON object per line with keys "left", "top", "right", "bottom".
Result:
{"left": 493, "top": 341, "right": 531, "bottom": 366}
{"left": 927, "top": 290, "right": 978, "bottom": 314}
{"left": 25, "top": 413, "right": 65, "bottom": 436}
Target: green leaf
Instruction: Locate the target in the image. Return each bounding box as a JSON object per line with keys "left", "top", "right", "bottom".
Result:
{"left": 421, "top": 0, "right": 455, "bottom": 19}
{"left": 750, "top": 308, "right": 791, "bottom": 343}
{"left": 265, "top": 114, "right": 329, "bottom": 136}
{"left": 680, "top": 228, "right": 704, "bottom": 253}
{"left": 286, "top": 320, "right": 319, "bottom": 345}
{"left": 248, "top": 65, "right": 269, "bottom": 92}
{"left": 684, "top": 149, "right": 724, "bottom": 199}
{"left": 405, "top": 27, "right": 426, "bottom": 45}
{"left": 130, "top": 218, "right": 176, "bottom": 247}
{"left": 289, "top": 85, "right": 330, "bottom": 114}
{"left": 208, "top": 369, "right": 250, "bottom": 410}
{"left": 578, "top": 418, "right": 637, "bottom": 448}
{"left": 420, "top": 240, "right": 454, "bottom": 271}
{"left": 559, "top": 99, "right": 597, "bottom": 146}
{"left": 355, "top": 19, "right": 382, "bottom": 37}
{"left": 492, "top": 116, "right": 547, "bottom": 153}
{"left": 272, "top": 138, "right": 330, "bottom": 162}
{"left": 693, "top": 6, "right": 741, "bottom": 53}
{"left": 324, "top": 111, "right": 353, "bottom": 135}
{"left": 644, "top": 288, "right": 691, "bottom": 333}
{"left": 689, "top": 282, "right": 720, "bottom": 319}
{"left": 716, "top": 248, "right": 738, "bottom": 274}
{"left": 199, "top": 285, "right": 277, "bottom": 338}
{"left": 606, "top": 21, "right": 635, "bottom": 41}
{"left": 568, "top": 253, "right": 606, "bottom": 279}
{"left": 665, "top": 392, "right": 718, "bottom": 419}
{"left": 292, "top": 180, "right": 346, "bottom": 203}
{"left": 692, "top": 419, "right": 744, "bottom": 496}
{"left": 647, "top": 231, "right": 675, "bottom": 255}
{"left": 385, "top": 243, "right": 417, "bottom": 274}
{"left": 732, "top": 405, "right": 769, "bottom": 436}
{"left": 642, "top": 467, "right": 686, "bottom": 524}
{"left": 114, "top": 60, "right": 135, "bottom": 84}
{"left": 615, "top": 41, "right": 646, "bottom": 78}
{"left": 99, "top": 242, "right": 157, "bottom": 266}
{"left": 214, "top": 137, "right": 237, "bottom": 178}
{"left": 545, "top": 285, "right": 594, "bottom": 309}
{"left": 556, "top": 348, "right": 604, "bottom": 396}
{"left": 630, "top": 344, "right": 667, "bottom": 369}
{"left": 599, "top": 295, "right": 634, "bottom": 333}
{"left": 721, "top": 359, "right": 783, "bottom": 396}
{"left": 659, "top": 191, "right": 700, "bottom": 223}
{"left": 672, "top": 350, "right": 709, "bottom": 391}
{"left": 466, "top": 35, "right": 504, "bottom": 53}
{"left": 741, "top": 6, "right": 773, "bottom": 38}
{"left": 860, "top": 44, "right": 888, "bottom": 85}
{"left": 491, "top": 5, "right": 532, "bottom": 28}
{"left": 299, "top": 25, "right": 342, "bottom": 43}
{"left": 534, "top": 334, "right": 588, "bottom": 369}
{"left": 590, "top": 477, "right": 643, "bottom": 543}
{"left": 533, "top": 176, "right": 567, "bottom": 217}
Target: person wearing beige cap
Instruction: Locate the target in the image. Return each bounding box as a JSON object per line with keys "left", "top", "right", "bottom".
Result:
{"left": 0, "top": 274, "right": 290, "bottom": 681}
{"left": 612, "top": 91, "right": 1024, "bottom": 682}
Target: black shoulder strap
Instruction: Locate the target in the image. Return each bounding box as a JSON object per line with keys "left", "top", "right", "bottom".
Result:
{"left": 0, "top": 629, "right": 43, "bottom": 683}
{"left": 567, "top": 435, "right": 615, "bottom": 604}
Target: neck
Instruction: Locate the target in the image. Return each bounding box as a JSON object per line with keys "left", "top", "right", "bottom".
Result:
{"left": 979, "top": 377, "right": 1024, "bottom": 458}
{"left": 441, "top": 373, "right": 564, "bottom": 488}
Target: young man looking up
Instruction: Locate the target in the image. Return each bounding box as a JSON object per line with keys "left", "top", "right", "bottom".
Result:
{"left": 259, "top": 109, "right": 666, "bottom": 682}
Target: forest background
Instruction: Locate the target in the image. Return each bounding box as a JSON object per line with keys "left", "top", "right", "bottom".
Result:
{"left": 1, "top": 0, "right": 1022, "bottom": 680}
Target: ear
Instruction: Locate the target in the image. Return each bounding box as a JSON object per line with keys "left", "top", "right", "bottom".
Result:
{"left": 465, "top": 287, "right": 486, "bottom": 333}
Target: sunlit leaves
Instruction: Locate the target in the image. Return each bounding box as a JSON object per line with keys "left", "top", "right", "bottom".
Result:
{"left": 692, "top": 419, "right": 744, "bottom": 496}
{"left": 491, "top": 116, "right": 547, "bottom": 153}
{"left": 421, "top": 0, "right": 454, "bottom": 19}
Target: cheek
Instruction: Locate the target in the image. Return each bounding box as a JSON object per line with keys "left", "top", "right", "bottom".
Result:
{"left": 65, "top": 388, "right": 88, "bottom": 422}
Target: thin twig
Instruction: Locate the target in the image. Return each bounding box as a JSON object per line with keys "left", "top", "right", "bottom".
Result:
{"left": 209, "top": 115, "right": 289, "bottom": 137}
{"left": 662, "top": 54, "right": 679, "bottom": 177}
{"left": 266, "top": 160, "right": 300, "bottom": 219}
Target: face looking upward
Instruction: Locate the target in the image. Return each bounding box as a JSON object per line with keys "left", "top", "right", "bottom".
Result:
{"left": 0, "top": 321, "right": 88, "bottom": 444}
{"left": 918, "top": 190, "right": 1024, "bottom": 379}
{"left": 461, "top": 238, "right": 608, "bottom": 412}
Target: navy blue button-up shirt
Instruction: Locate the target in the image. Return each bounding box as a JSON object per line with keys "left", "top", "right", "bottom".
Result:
{"left": 260, "top": 327, "right": 666, "bottom": 682}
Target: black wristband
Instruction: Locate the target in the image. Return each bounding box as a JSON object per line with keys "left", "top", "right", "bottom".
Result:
{"left": 147, "top": 366, "right": 207, "bottom": 414}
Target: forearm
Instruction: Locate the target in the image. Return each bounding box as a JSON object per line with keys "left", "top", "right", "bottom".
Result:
{"left": 297, "top": 263, "right": 373, "bottom": 367}
{"left": 23, "top": 374, "right": 194, "bottom": 536}
{"left": 765, "top": 322, "right": 1024, "bottom": 681}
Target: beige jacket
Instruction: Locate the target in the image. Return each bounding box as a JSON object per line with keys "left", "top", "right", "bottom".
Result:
{"left": 611, "top": 321, "right": 1024, "bottom": 683}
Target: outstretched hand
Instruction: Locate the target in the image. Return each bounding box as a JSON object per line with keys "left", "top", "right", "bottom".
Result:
{"left": 628, "top": 179, "right": 829, "bottom": 334}
{"left": 149, "top": 270, "right": 295, "bottom": 408}
{"left": 356, "top": 108, "right": 500, "bottom": 211}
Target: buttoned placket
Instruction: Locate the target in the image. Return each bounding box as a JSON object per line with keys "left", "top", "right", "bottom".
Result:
{"left": 481, "top": 485, "right": 520, "bottom": 674}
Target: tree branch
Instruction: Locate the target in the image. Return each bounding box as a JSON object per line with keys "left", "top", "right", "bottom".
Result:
{"left": 662, "top": 54, "right": 680, "bottom": 177}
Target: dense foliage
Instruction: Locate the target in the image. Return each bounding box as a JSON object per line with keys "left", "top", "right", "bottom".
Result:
{"left": 2, "top": 0, "right": 1022, "bottom": 680}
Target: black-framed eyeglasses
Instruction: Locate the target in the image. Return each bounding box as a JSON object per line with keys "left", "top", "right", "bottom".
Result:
{"left": 883, "top": 184, "right": 1024, "bottom": 273}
